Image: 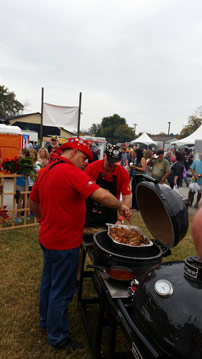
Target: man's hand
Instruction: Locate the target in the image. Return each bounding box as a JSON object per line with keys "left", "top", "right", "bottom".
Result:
{"left": 119, "top": 204, "right": 131, "bottom": 221}
{"left": 192, "top": 206, "right": 202, "bottom": 259}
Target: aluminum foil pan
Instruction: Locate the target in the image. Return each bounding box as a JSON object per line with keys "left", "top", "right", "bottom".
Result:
{"left": 106, "top": 223, "right": 153, "bottom": 251}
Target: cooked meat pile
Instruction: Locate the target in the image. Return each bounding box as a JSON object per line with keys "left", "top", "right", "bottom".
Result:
{"left": 110, "top": 226, "right": 150, "bottom": 246}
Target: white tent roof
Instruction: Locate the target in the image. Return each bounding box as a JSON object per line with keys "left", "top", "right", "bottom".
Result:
{"left": 171, "top": 125, "right": 202, "bottom": 146}
{"left": 0, "top": 124, "right": 21, "bottom": 135}
{"left": 130, "top": 132, "right": 157, "bottom": 145}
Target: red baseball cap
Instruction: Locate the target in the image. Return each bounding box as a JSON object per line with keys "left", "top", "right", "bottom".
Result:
{"left": 60, "top": 137, "right": 94, "bottom": 161}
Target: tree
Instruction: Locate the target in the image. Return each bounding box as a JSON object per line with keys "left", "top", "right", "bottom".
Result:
{"left": 0, "top": 85, "right": 24, "bottom": 120}
{"left": 179, "top": 115, "right": 202, "bottom": 139}
{"left": 95, "top": 114, "right": 135, "bottom": 143}
{"left": 88, "top": 123, "right": 101, "bottom": 136}
{"left": 114, "top": 124, "right": 135, "bottom": 143}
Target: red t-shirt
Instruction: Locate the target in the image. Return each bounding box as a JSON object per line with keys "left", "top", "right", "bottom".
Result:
{"left": 84, "top": 159, "right": 131, "bottom": 199}
{"left": 30, "top": 157, "right": 99, "bottom": 250}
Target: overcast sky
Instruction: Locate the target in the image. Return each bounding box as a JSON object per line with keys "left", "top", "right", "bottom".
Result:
{"left": 1, "top": 0, "right": 202, "bottom": 135}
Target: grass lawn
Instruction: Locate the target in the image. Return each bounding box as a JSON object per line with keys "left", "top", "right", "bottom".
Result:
{"left": 0, "top": 213, "right": 196, "bottom": 359}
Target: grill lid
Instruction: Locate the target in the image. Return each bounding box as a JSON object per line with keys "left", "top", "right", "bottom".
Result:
{"left": 136, "top": 176, "right": 188, "bottom": 248}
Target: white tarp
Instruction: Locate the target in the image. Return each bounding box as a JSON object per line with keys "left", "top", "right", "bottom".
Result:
{"left": 0, "top": 124, "right": 21, "bottom": 134}
{"left": 43, "top": 103, "right": 79, "bottom": 132}
{"left": 171, "top": 124, "right": 202, "bottom": 146}
{"left": 130, "top": 132, "right": 157, "bottom": 145}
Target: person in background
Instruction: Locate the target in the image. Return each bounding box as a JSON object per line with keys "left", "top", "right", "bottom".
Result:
{"left": 29, "top": 148, "right": 40, "bottom": 191}
{"left": 38, "top": 147, "right": 49, "bottom": 168}
{"left": 164, "top": 150, "right": 173, "bottom": 165}
{"left": 183, "top": 147, "right": 193, "bottom": 170}
{"left": 144, "top": 149, "right": 153, "bottom": 176}
{"left": 187, "top": 153, "right": 202, "bottom": 208}
{"left": 15, "top": 148, "right": 30, "bottom": 223}
{"left": 25, "top": 140, "right": 33, "bottom": 150}
{"left": 171, "top": 148, "right": 176, "bottom": 163}
{"left": 85, "top": 144, "right": 131, "bottom": 227}
{"left": 183, "top": 147, "right": 192, "bottom": 187}
{"left": 189, "top": 150, "right": 194, "bottom": 166}
{"left": 192, "top": 205, "right": 202, "bottom": 259}
{"left": 182, "top": 164, "right": 189, "bottom": 187}
{"left": 130, "top": 148, "right": 146, "bottom": 211}
{"left": 29, "top": 138, "right": 130, "bottom": 350}
{"left": 88, "top": 145, "right": 99, "bottom": 163}
{"left": 27, "top": 148, "right": 41, "bottom": 219}
{"left": 121, "top": 146, "right": 128, "bottom": 169}
{"left": 127, "top": 148, "right": 136, "bottom": 178}
{"left": 148, "top": 150, "right": 171, "bottom": 184}
{"left": 48, "top": 135, "right": 62, "bottom": 163}
{"left": 167, "top": 151, "right": 184, "bottom": 189}
{"left": 33, "top": 141, "right": 39, "bottom": 152}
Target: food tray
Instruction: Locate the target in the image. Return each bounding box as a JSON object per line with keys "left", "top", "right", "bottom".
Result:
{"left": 106, "top": 223, "right": 153, "bottom": 252}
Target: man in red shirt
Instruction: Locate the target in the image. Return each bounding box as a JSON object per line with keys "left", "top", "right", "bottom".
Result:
{"left": 29, "top": 138, "right": 130, "bottom": 350}
{"left": 48, "top": 135, "right": 62, "bottom": 163}
{"left": 85, "top": 144, "right": 131, "bottom": 227}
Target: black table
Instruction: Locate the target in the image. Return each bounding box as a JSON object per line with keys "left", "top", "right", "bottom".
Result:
{"left": 77, "top": 235, "right": 137, "bottom": 359}
{"left": 77, "top": 233, "right": 163, "bottom": 359}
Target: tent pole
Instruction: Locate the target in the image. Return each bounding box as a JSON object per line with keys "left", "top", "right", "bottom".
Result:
{"left": 77, "top": 92, "right": 82, "bottom": 137}
{"left": 40, "top": 87, "right": 44, "bottom": 146}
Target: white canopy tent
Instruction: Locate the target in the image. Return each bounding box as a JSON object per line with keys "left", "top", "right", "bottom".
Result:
{"left": 130, "top": 132, "right": 157, "bottom": 146}
{"left": 171, "top": 125, "right": 202, "bottom": 146}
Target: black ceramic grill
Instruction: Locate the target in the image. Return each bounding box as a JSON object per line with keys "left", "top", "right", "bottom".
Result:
{"left": 79, "top": 178, "right": 201, "bottom": 359}
{"left": 117, "top": 259, "right": 202, "bottom": 359}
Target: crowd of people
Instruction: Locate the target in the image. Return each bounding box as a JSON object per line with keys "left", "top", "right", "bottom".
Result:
{"left": 119, "top": 144, "right": 200, "bottom": 210}
{"left": 13, "top": 135, "right": 69, "bottom": 223}
{"left": 16, "top": 138, "right": 201, "bottom": 223}
{"left": 14, "top": 137, "right": 202, "bottom": 239}
{"left": 9, "top": 135, "right": 201, "bottom": 351}
{"left": 22, "top": 137, "right": 200, "bottom": 225}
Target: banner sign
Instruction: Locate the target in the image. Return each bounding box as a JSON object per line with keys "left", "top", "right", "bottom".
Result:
{"left": 43, "top": 103, "right": 79, "bottom": 132}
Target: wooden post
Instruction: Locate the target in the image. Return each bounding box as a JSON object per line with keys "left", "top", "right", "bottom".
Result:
{"left": 168, "top": 122, "right": 171, "bottom": 136}
{"left": 40, "top": 87, "right": 44, "bottom": 146}
{"left": 77, "top": 92, "right": 82, "bottom": 138}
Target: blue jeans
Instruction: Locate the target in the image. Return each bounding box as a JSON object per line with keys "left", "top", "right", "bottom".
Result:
{"left": 183, "top": 174, "right": 189, "bottom": 186}
{"left": 39, "top": 244, "right": 80, "bottom": 346}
